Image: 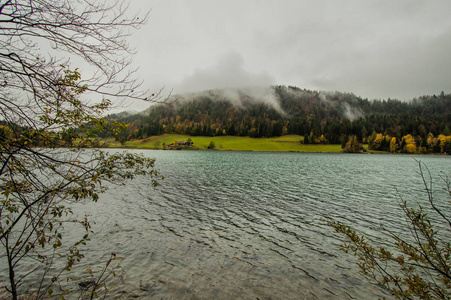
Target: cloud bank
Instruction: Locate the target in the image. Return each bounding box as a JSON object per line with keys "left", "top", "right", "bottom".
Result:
{"left": 174, "top": 52, "right": 275, "bottom": 94}
{"left": 126, "top": 0, "right": 451, "bottom": 112}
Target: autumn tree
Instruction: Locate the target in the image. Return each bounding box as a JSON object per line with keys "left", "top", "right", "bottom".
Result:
{"left": 368, "top": 133, "right": 385, "bottom": 151}
{"left": 402, "top": 134, "right": 418, "bottom": 154}
{"left": 427, "top": 133, "right": 440, "bottom": 153}
{"left": 0, "top": 0, "right": 165, "bottom": 298}
{"left": 342, "top": 135, "right": 361, "bottom": 153}
{"left": 328, "top": 162, "right": 451, "bottom": 299}
{"left": 389, "top": 137, "right": 398, "bottom": 153}
{"left": 438, "top": 135, "right": 451, "bottom": 153}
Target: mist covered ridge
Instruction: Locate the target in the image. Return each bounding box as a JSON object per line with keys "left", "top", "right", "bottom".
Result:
{"left": 108, "top": 86, "right": 451, "bottom": 146}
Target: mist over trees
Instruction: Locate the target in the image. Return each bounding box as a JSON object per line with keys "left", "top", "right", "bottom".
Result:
{"left": 106, "top": 86, "right": 451, "bottom": 154}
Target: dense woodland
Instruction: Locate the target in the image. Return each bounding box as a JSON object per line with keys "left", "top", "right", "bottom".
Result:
{"left": 2, "top": 86, "right": 450, "bottom": 154}
{"left": 103, "top": 86, "right": 451, "bottom": 154}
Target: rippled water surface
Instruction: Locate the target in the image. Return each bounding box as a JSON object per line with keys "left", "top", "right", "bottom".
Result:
{"left": 9, "top": 151, "right": 451, "bottom": 299}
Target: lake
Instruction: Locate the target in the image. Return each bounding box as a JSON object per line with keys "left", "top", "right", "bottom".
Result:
{"left": 15, "top": 151, "right": 451, "bottom": 299}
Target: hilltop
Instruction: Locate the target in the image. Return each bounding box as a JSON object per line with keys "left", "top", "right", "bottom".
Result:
{"left": 101, "top": 86, "right": 450, "bottom": 153}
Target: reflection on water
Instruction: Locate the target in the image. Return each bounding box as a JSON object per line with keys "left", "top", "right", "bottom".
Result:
{"left": 6, "top": 151, "right": 451, "bottom": 299}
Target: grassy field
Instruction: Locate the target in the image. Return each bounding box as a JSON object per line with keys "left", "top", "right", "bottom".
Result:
{"left": 103, "top": 134, "right": 344, "bottom": 153}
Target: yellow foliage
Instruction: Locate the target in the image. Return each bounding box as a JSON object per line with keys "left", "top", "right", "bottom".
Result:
{"left": 0, "top": 125, "right": 13, "bottom": 140}
{"left": 438, "top": 134, "right": 451, "bottom": 149}
{"left": 389, "top": 137, "right": 398, "bottom": 153}
{"left": 175, "top": 123, "right": 183, "bottom": 134}
{"left": 371, "top": 133, "right": 384, "bottom": 150}
{"left": 403, "top": 134, "right": 417, "bottom": 153}
{"left": 427, "top": 133, "right": 438, "bottom": 148}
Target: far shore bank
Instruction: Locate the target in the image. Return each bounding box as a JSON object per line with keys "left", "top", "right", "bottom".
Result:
{"left": 99, "top": 134, "right": 345, "bottom": 153}
{"left": 92, "top": 134, "right": 448, "bottom": 155}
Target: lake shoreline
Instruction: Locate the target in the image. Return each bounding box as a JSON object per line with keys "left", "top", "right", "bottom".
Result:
{"left": 99, "top": 145, "right": 449, "bottom": 155}
{"left": 86, "top": 134, "right": 449, "bottom": 155}
{"left": 99, "top": 134, "right": 347, "bottom": 153}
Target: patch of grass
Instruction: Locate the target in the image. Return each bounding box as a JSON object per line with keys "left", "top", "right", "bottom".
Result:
{"left": 106, "top": 134, "right": 343, "bottom": 153}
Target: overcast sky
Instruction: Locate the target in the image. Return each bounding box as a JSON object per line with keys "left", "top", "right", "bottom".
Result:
{"left": 125, "top": 0, "right": 451, "bottom": 110}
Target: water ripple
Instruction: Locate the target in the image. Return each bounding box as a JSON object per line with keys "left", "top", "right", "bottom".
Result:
{"left": 10, "top": 151, "right": 448, "bottom": 299}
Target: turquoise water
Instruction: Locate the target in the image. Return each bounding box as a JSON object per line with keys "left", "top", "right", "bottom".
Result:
{"left": 22, "top": 151, "right": 451, "bottom": 299}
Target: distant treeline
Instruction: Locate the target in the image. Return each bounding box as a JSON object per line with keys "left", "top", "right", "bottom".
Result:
{"left": 102, "top": 86, "right": 451, "bottom": 153}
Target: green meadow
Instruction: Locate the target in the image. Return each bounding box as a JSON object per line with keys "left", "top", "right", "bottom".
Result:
{"left": 104, "top": 134, "right": 344, "bottom": 153}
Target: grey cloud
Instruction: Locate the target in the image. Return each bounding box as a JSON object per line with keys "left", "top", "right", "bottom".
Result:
{"left": 309, "top": 26, "right": 451, "bottom": 100}
{"left": 174, "top": 52, "right": 276, "bottom": 94}
{"left": 130, "top": 0, "right": 451, "bottom": 112}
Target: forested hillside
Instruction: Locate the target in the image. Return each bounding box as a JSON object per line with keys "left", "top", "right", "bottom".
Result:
{"left": 103, "top": 86, "right": 451, "bottom": 153}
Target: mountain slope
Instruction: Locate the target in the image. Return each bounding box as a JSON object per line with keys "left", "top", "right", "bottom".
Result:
{"left": 106, "top": 86, "right": 451, "bottom": 146}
